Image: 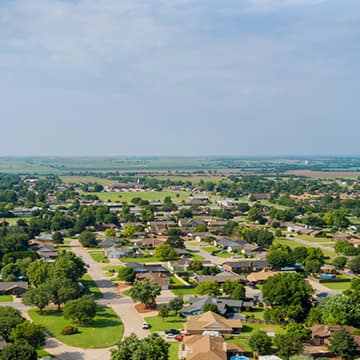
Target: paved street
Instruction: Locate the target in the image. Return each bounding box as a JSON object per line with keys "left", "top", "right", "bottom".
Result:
{"left": 185, "top": 243, "right": 225, "bottom": 265}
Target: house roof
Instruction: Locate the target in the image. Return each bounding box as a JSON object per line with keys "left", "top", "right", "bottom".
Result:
{"left": 136, "top": 272, "right": 170, "bottom": 287}
{"left": 0, "top": 281, "right": 28, "bottom": 291}
{"left": 183, "top": 335, "right": 227, "bottom": 360}
{"left": 185, "top": 311, "right": 242, "bottom": 332}
{"left": 197, "top": 272, "right": 246, "bottom": 284}
{"left": 247, "top": 270, "right": 279, "bottom": 283}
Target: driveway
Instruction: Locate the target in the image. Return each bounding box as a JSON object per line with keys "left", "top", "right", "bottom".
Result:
{"left": 185, "top": 243, "right": 224, "bottom": 265}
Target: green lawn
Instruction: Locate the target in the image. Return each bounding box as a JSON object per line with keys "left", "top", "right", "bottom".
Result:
{"left": 83, "top": 191, "right": 189, "bottom": 203}
{"left": 88, "top": 250, "right": 110, "bottom": 263}
{"left": 241, "top": 308, "right": 265, "bottom": 320}
{"left": 225, "top": 337, "right": 253, "bottom": 353}
{"left": 321, "top": 281, "right": 352, "bottom": 291}
{"left": 0, "top": 295, "right": 13, "bottom": 302}
{"left": 296, "top": 235, "right": 331, "bottom": 243}
{"left": 240, "top": 323, "right": 285, "bottom": 335}
{"left": 201, "top": 246, "right": 218, "bottom": 254}
{"left": 170, "top": 276, "right": 185, "bottom": 286}
{"left": 37, "top": 349, "right": 53, "bottom": 358}
{"left": 81, "top": 274, "right": 103, "bottom": 299}
{"left": 169, "top": 342, "right": 180, "bottom": 360}
{"left": 144, "top": 315, "right": 186, "bottom": 332}
{"left": 171, "top": 286, "right": 198, "bottom": 296}
{"left": 120, "top": 256, "right": 167, "bottom": 263}
{"left": 29, "top": 306, "right": 123, "bottom": 348}
{"left": 273, "top": 238, "right": 335, "bottom": 257}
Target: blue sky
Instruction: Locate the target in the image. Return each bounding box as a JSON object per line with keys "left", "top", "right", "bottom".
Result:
{"left": 0, "top": 0, "right": 359, "bottom": 156}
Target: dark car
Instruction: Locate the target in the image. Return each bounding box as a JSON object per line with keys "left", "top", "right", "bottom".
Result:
{"left": 165, "top": 329, "right": 180, "bottom": 335}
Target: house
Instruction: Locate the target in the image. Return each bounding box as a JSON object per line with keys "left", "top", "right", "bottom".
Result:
{"left": 181, "top": 335, "right": 227, "bottom": 360}
{"left": 95, "top": 222, "right": 118, "bottom": 231}
{"left": 184, "top": 311, "right": 242, "bottom": 335}
{"left": 98, "top": 237, "right": 119, "bottom": 249}
{"left": 178, "top": 218, "right": 206, "bottom": 230}
{"left": 133, "top": 238, "right": 165, "bottom": 249}
{"left": 247, "top": 270, "right": 278, "bottom": 283}
{"left": 0, "top": 220, "right": 9, "bottom": 227}
{"left": 105, "top": 247, "right": 135, "bottom": 259}
{"left": 249, "top": 193, "right": 270, "bottom": 201}
{"left": 36, "top": 247, "right": 58, "bottom": 262}
{"left": 167, "top": 259, "right": 192, "bottom": 272}
{"left": 223, "top": 260, "right": 267, "bottom": 274}
{"left": 181, "top": 296, "right": 253, "bottom": 316}
{"left": 148, "top": 221, "right": 176, "bottom": 236}
{"left": 217, "top": 199, "right": 240, "bottom": 208}
{"left": 0, "top": 281, "right": 28, "bottom": 297}
{"left": 125, "top": 262, "right": 168, "bottom": 274}
{"left": 311, "top": 325, "right": 360, "bottom": 347}
{"left": 214, "top": 238, "right": 259, "bottom": 255}
{"left": 197, "top": 272, "right": 247, "bottom": 285}
{"left": 136, "top": 272, "right": 170, "bottom": 290}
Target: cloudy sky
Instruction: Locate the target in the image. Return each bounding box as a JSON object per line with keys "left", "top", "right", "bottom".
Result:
{"left": 0, "top": 0, "right": 359, "bottom": 156}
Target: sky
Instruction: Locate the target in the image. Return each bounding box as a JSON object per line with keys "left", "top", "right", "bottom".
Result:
{"left": 0, "top": 0, "right": 360, "bottom": 157}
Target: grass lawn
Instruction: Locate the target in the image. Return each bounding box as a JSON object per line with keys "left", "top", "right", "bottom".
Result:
{"left": 189, "top": 253, "right": 204, "bottom": 261}
{"left": 296, "top": 235, "right": 331, "bottom": 243}
{"left": 81, "top": 274, "right": 103, "bottom": 299}
{"left": 201, "top": 246, "right": 218, "bottom": 254}
{"left": 240, "top": 323, "right": 285, "bottom": 335}
{"left": 321, "top": 281, "right": 352, "bottom": 291}
{"left": 225, "top": 337, "right": 253, "bottom": 353}
{"left": 241, "top": 308, "right": 265, "bottom": 320}
{"left": 122, "top": 289, "right": 132, "bottom": 297}
{"left": 88, "top": 250, "right": 110, "bottom": 263}
{"left": 144, "top": 315, "right": 186, "bottom": 332}
{"left": 83, "top": 191, "right": 189, "bottom": 203}
{"left": 170, "top": 276, "right": 185, "bottom": 286}
{"left": 0, "top": 295, "right": 13, "bottom": 302}
{"left": 119, "top": 256, "right": 165, "bottom": 263}
{"left": 29, "top": 306, "right": 123, "bottom": 348}
{"left": 37, "top": 349, "right": 53, "bottom": 358}
{"left": 171, "top": 286, "right": 198, "bottom": 296}
{"left": 169, "top": 342, "right": 180, "bottom": 360}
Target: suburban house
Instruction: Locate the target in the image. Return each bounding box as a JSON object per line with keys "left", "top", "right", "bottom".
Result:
{"left": 213, "top": 238, "right": 259, "bottom": 254}
{"left": 178, "top": 218, "right": 206, "bottom": 230}
{"left": 0, "top": 281, "right": 28, "bottom": 297}
{"left": 197, "top": 272, "right": 247, "bottom": 285}
{"left": 135, "top": 272, "right": 170, "bottom": 290}
{"left": 184, "top": 311, "right": 242, "bottom": 335}
{"left": 105, "top": 247, "right": 135, "bottom": 259}
{"left": 181, "top": 335, "right": 227, "bottom": 360}
{"left": 36, "top": 247, "right": 58, "bottom": 262}
{"left": 98, "top": 237, "right": 120, "bottom": 249}
{"left": 132, "top": 238, "right": 165, "bottom": 249}
{"left": 247, "top": 270, "right": 278, "bottom": 284}
{"left": 0, "top": 220, "right": 9, "bottom": 227}
{"left": 217, "top": 199, "right": 240, "bottom": 208}
{"left": 223, "top": 260, "right": 268, "bottom": 274}
{"left": 167, "top": 259, "right": 192, "bottom": 272}
{"left": 125, "top": 262, "right": 168, "bottom": 274}
{"left": 248, "top": 193, "right": 270, "bottom": 201}
{"left": 311, "top": 325, "right": 360, "bottom": 347}
{"left": 148, "top": 221, "right": 176, "bottom": 236}
{"left": 181, "top": 296, "right": 253, "bottom": 316}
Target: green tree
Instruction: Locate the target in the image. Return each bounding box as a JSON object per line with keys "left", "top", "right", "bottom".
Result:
{"left": 129, "top": 279, "right": 161, "bottom": 308}
{"left": 322, "top": 295, "right": 360, "bottom": 326}
{"left": 304, "top": 259, "right": 322, "bottom": 275}
{"left": 53, "top": 231, "right": 64, "bottom": 245}
{"left": 22, "top": 288, "right": 50, "bottom": 313}
{"left": 266, "top": 249, "right": 293, "bottom": 269}
{"left": 10, "top": 321, "right": 46, "bottom": 348}
{"left": 284, "top": 323, "right": 311, "bottom": 341}
{"left": 154, "top": 244, "right": 177, "bottom": 260}
{"left": 0, "top": 341, "right": 37, "bottom": 360}
{"left": 328, "top": 329, "right": 358, "bottom": 360}
{"left": 274, "top": 334, "right": 304, "bottom": 360}
{"left": 293, "top": 247, "right": 308, "bottom": 263}
{"left": 52, "top": 251, "right": 86, "bottom": 281}
{"left": 202, "top": 303, "right": 219, "bottom": 313}
{"left": 333, "top": 256, "right": 347, "bottom": 270}
{"left": 104, "top": 228, "right": 116, "bottom": 238}
{"left": 223, "top": 280, "right": 245, "bottom": 300}
{"left": 158, "top": 305, "right": 169, "bottom": 320}
{"left": 26, "top": 260, "right": 50, "bottom": 287}
{"left": 197, "top": 280, "right": 220, "bottom": 297}
{"left": 79, "top": 231, "right": 97, "bottom": 248}
{"left": 248, "top": 331, "right": 272, "bottom": 356}
{"left": 45, "top": 278, "right": 80, "bottom": 310}
{"left": 168, "top": 297, "right": 184, "bottom": 315}
{"left": 118, "top": 267, "right": 136, "bottom": 283}
{"left": 111, "top": 333, "right": 169, "bottom": 360}
{"left": 262, "top": 272, "right": 313, "bottom": 322}
{"left": 0, "top": 307, "right": 25, "bottom": 341}
{"left": 123, "top": 225, "right": 135, "bottom": 238}
{"left": 348, "top": 255, "right": 360, "bottom": 274}
{"left": 63, "top": 295, "right": 97, "bottom": 325}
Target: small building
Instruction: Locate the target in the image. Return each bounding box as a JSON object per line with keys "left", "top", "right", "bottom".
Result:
{"left": 135, "top": 272, "right": 170, "bottom": 290}
{"left": 184, "top": 311, "right": 242, "bottom": 335}
{"left": 181, "top": 335, "right": 227, "bottom": 360}
{"left": 0, "top": 281, "right": 28, "bottom": 297}
{"left": 223, "top": 260, "right": 267, "bottom": 274}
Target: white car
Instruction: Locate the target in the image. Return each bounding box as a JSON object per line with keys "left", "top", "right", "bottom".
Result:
{"left": 142, "top": 322, "right": 149, "bottom": 329}
{"left": 165, "top": 334, "right": 176, "bottom": 339}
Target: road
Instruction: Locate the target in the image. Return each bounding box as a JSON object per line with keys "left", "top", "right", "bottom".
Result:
{"left": 185, "top": 244, "right": 225, "bottom": 265}
{"left": 69, "top": 239, "right": 150, "bottom": 339}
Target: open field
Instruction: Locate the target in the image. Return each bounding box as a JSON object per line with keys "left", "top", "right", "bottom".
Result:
{"left": 285, "top": 170, "right": 360, "bottom": 178}
{"left": 61, "top": 176, "right": 116, "bottom": 186}
{"left": 29, "top": 306, "right": 123, "bottom": 348}
{"left": 82, "top": 191, "right": 190, "bottom": 203}
{"left": 144, "top": 315, "right": 186, "bottom": 332}
{"left": 274, "top": 238, "right": 336, "bottom": 257}
{"left": 321, "top": 281, "right": 352, "bottom": 291}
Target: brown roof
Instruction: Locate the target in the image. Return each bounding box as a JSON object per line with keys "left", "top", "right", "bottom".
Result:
{"left": 0, "top": 281, "right": 28, "bottom": 291}
{"left": 183, "top": 335, "right": 227, "bottom": 360}
{"left": 247, "top": 270, "right": 278, "bottom": 283}
{"left": 312, "top": 325, "right": 357, "bottom": 338}
{"left": 185, "top": 311, "right": 242, "bottom": 333}
{"left": 136, "top": 272, "right": 169, "bottom": 287}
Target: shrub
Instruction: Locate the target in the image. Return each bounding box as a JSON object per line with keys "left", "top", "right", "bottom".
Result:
{"left": 61, "top": 325, "right": 79, "bottom": 335}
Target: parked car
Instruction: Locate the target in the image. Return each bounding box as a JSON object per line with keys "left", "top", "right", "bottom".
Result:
{"left": 165, "top": 329, "right": 180, "bottom": 335}
{"left": 175, "top": 335, "right": 184, "bottom": 341}
{"left": 165, "top": 334, "right": 177, "bottom": 339}
{"left": 142, "top": 322, "right": 150, "bottom": 329}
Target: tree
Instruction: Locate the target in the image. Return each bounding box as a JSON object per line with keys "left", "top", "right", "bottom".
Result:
{"left": 129, "top": 279, "right": 161, "bottom": 308}
{"left": 165, "top": 235, "right": 185, "bottom": 249}
{"left": 168, "top": 297, "right": 184, "bottom": 315}
{"left": 63, "top": 295, "right": 96, "bottom": 325}
{"left": 304, "top": 259, "right": 322, "bottom": 274}
{"left": 10, "top": 321, "right": 46, "bottom": 348}
{"left": 223, "top": 280, "right": 245, "bottom": 300}
{"left": 0, "top": 307, "right": 25, "bottom": 341}
{"left": 1, "top": 263, "right": 21, "bottom": 281}
{"left": 333, "top": 256, "right": 347, "bottom": 270}
{"left": 266, "top": 249, "right": 293, "bottom": 269}
{"left": 0, "top": 341, "right": 37, "bottom": 360}
{"left": 349, "top": 255, "right": 360, "bottom": 274}
{"left": 262, "top": 272, "right": 313, "bottom": 322}
{"left": 197, "top": 280, "right": 220, "bottom": 297}
{"left": 154, "top": 244, "right": 177, "bottom": 261}
{"left": 79, "top": 231, "right": 97, "bottom": 248}
{"left": 158, "top": 305, "right": 169, "bottom": 320}
{"left": 322, "top": 294, "right": 360, "bottom": 326}
{"left": 111, "top": 333, "right": 170, "bottom": 360}
{"left": 26, "top": 260, "right": 50, "bottom": 287}
{"left": 44, "top": 278, "right": 80, "bottom": 310}
{"left": 52, "top": 251, "right": 86, "bottom": 281}
{"left": 22, "top": 288, "right": 50, "bottom": 313}
{"left": 118, "top": 267, "right": 136, "bottom": 284}
{"left": 293, "top": 247, "right": 308, "bottom": 263}
{"left": 53, "top": 231, "right": 64, "bottom": 245}
{"left": 104, "top": 228, "right": 116, "bottom": 238}
{"left": 273, "top": 334, "right": 304, "bottom": 360}
{"left": 123, "top": 225, "right": 135, "bottom": 238}
{"left": 202, "top": 303, "right": 219, "bottom": 313}
{"left": 284, "top": 323, "right": 311, "bottom": 341}
{"left": 328, "top": 329, "right": 358, "bottom": 360}
{"left": 249, "top": 331, "right": 272, "bottom": 356}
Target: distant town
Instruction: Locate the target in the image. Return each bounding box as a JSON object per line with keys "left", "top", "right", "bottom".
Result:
{"left": 0, "top": 157, "right": 359, "bottom": 359}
